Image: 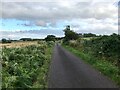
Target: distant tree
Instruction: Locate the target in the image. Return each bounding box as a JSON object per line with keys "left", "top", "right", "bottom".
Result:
{"left": 55, "top": 37, "right": 64, "bottom": 40}
{"left": 63, "top": 25, "right": 79, "bottom": 42}
{"left": 110, "top": 33, "right": 118, "bottom": 36}
{"left": 66, "top": 25, "right": 70, "bottom": 30}
{"left": 2, "top": 38, "right": 11, "bottom": 43}
{"left": 45, "top": 35, "right": 56, "bottom": 42}
{"left": 20, "top": 38, "right": 32, "bottom": 41}
{"left": 32, "top": 39, "right": 43, "bottom": 41}
{"left": 83, "top": 33, "right": 96, "bottom": 37}
{"left": 2, "top": 38, "right": 7, "bottom": 43}
{"left": 8, "top": 38, "right": 12, "bottom": 43}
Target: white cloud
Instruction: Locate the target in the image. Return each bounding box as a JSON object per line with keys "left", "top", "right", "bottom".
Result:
{"left": 1, "top": 1, "right": 117, "bottom": 20}
{"left": 0, "top": 0, "right": 118, "bottom": 39}
{"left": 1, "top": 0, "right": 117, "bottom": 2}
{"left": 35, "top": 21, "right": 47, "bottom": 27}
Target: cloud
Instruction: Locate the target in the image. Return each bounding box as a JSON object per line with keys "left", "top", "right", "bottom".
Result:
{"left": 35, "top": 21, "right": 47, "bottom": 27}
{"left": 0, "top": 0, "right": 118, "bottom": 39}
{"left": 1, "top": 1, "right": 117, "bottom": 21}
{"left": 1, "top": 0, "right": 117, "bottom": 3}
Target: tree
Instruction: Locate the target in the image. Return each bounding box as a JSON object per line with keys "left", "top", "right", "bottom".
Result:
{"left": 83, "top": 33, "right": 96, "bottom": 37}
{"left": 45, "top": 35, "right": 56, "bottom": 42}
{"left": 63, "top": 25, "right": 79, "bottom": 42}
{"left": 20, "top": 38, "right": 32, "bottom": 41}
{"left": 2, "top": 38, "right": 7, "bottom": 43}
{"left": 1, "top": 38, "right": 11, "bottom": 43}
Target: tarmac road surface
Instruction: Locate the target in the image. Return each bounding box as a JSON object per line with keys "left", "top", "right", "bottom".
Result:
{"left": 48, "top": 44, "right": 118, "bottom": 88}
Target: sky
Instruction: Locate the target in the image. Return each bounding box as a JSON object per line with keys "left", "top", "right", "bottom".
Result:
{"left": 0, "top": 0, "right": 119, "bottom": 40}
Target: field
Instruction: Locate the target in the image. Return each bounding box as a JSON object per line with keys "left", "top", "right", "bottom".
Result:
{"left": 1, "top": 41, "right": 54, "bottom": 88}
{"left": 0, "top": 41, "right": 38, "bottom": 48}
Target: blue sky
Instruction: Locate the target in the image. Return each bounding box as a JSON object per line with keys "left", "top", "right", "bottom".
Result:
{"left": 0, "top": 0, "right": 118, "bottom": 40}
{"left": 2, "top": 19, "right": 49, "bottom": 31}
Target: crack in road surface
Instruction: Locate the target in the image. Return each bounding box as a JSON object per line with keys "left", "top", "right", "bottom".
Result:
{"left": 48, "top": 44, "right": 118, "bottom": 88}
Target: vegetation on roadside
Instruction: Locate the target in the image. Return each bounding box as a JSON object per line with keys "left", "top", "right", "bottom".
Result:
{"left": 63, "top": 45, "right": 120, "bottom": 86}
{"left": 62, "top": 25, "right": 120, "bottom": 86}
{"left": 2, "top": 41, "right": 54, "bottom": 88}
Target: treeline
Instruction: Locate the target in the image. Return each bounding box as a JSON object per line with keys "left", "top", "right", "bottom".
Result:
{"left": 1, "top": 38, "right": 45, "bottom": 43}
{"left": 1, "top": 36, "right": 64, "bottom": 43}
{"left": 82, "top": 33, "right": 97, "bottom": 37}
{"left": 19, "top": 38, "right": 44, "bottom": 41}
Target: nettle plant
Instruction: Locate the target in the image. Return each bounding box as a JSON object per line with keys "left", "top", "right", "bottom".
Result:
{"left": 2, "top": 43, "right": 51, "bottom": 88}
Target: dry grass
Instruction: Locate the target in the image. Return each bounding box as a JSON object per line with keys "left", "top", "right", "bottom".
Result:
{"left": 0, "top": 41, "right": 38, "bottom": 48}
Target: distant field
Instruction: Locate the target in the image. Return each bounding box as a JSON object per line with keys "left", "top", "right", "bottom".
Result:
{"left": 82, "top": 37, "right": 98, "bottom": 40}
{"left": 0, "top": 41, "right": 38, "bottom": 48}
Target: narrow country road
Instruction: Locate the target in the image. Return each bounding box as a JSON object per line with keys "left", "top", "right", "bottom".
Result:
{"left": 48, "top": 44, "right": 118, "bottom": 88}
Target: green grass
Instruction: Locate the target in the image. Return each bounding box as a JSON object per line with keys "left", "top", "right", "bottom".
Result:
{"left": 63, "top": 45, "right": 120, "bottom": 86}
{"left": 32, "top": 46, "right": 53, "bottom": 88}
{"left": 2, "top": 42, "right": 54, "bottom": 88}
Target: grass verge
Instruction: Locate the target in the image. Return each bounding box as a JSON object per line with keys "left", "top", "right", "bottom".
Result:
{"left": 63, "top": 44, "right": 120, "bottom": 86}
{"left": 32, "top": 45, "right": 54, "bottom": 88}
